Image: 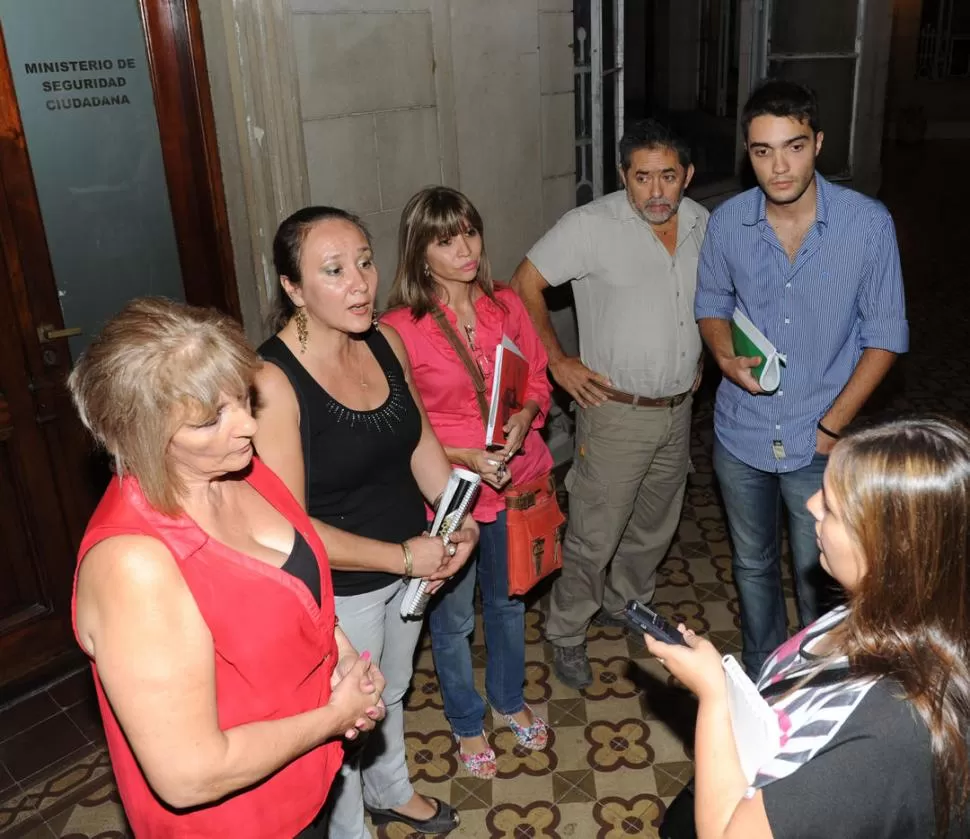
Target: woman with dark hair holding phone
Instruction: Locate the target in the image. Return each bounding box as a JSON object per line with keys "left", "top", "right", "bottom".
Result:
{"left": 647, "top": 414, "right": 970, "bottom": 838}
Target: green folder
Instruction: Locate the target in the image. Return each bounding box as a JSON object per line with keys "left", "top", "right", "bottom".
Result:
{"left": 731, "top": 308, "right": 786, "bottom": 392}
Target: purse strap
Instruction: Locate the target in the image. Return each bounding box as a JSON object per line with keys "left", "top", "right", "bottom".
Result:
{"left": 431, "top": 306, "right": 490, "bottom": 427}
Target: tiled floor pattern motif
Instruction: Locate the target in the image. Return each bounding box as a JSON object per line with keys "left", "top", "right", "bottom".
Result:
{"left": 1, "top": 140, "right": 968, "bottom": 837}
{"left": 0, "top": 431, "right": 729, "bottom": 839}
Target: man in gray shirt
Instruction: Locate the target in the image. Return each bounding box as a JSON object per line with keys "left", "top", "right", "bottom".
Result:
{"left": 512, "top": 119, "right": 708, "bottom": 689}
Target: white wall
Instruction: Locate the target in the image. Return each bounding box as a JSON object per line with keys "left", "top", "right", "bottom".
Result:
{"left": 288, "top": 0, "right": 576, "bottom": 303}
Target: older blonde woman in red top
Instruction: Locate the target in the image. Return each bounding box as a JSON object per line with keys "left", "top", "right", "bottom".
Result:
{"left": 382, "top": 187, "right": 554, "bottom": 779}
{"left": 69, "top": 298, "right": 384, "bottom": 838}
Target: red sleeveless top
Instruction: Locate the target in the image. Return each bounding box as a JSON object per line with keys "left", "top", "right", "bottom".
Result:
{"left": 72, "top": 457, "right": 342, "bottom": 838}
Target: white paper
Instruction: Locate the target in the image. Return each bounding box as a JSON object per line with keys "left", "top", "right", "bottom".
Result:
{"left": 722, "top": 654, "right": 782, "bottom": 783}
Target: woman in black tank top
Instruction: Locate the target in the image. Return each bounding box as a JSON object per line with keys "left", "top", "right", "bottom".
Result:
{"left": 253, "top": 207, "right": 478, "bottom": 837}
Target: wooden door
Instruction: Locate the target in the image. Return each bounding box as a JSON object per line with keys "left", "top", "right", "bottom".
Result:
{"left": 0, "top": 0, "right": 238, "bottom": 700}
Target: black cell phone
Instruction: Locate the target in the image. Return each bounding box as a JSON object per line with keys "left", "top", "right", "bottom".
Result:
{"left": 624, "top": 600, "right": 689, "bottom": 647}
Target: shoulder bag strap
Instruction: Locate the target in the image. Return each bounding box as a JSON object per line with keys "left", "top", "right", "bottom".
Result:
{"left": 430, "top": 307, "right": 490, "bottom": 427}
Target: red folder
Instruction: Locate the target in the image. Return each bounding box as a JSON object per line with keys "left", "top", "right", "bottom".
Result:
{"left": 485, "top": 335, "right": 528, "bottom": 447}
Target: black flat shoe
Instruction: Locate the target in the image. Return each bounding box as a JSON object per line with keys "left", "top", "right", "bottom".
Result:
{"left": 367, "top": 797, "right": 460, "bottom": 834}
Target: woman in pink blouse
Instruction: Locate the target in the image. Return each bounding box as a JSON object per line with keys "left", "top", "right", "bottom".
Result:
{"left": 383, "top": 187, "right": 554, "bottom": 779}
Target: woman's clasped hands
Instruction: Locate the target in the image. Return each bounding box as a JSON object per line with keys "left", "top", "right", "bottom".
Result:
{"left": 329, "top": 650, "right": 387, "bottom": 741}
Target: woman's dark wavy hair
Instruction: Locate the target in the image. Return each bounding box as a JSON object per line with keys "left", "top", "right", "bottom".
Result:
{"left": 387, "top": 186, "right": 502, "bottom": 320}
{"left": 270, "top": 206, "right": 372, "bottom": 331}
{"left": 828, "top": 414, "right": 970, "bottom": 834}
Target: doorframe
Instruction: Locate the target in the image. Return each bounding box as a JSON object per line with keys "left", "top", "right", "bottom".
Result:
{"left": 140, "top": 0, "right": 240, "bottom": 316}
{"left": 587, "top": 0, "right": 625, "bottom": 199}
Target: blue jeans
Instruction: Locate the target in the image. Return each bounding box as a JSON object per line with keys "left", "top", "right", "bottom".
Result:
{"left": 713, "top": 438, "right": 834, "bottom": 677}
{"left": 428, "top": 511, "right": 526, "bottom": 738}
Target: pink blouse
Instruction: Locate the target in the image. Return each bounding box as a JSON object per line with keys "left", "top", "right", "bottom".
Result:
{"left": 382, "top": 286, "right": 554, "bottom": 523}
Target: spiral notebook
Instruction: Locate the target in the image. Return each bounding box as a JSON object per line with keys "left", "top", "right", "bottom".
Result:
{"left": 400, "top": 468, "right": 482, "bottom": 619}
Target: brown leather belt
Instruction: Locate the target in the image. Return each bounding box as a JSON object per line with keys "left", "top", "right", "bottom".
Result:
{"left": 602, "top": 386, "right": 691, "bottom": 408}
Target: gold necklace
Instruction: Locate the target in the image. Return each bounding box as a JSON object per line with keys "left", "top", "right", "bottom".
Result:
{"left": 462, "top": 321, "right": 477, "bottom": 350}
{"left": 356, "top": 342, "right": 369, "bottom": 389}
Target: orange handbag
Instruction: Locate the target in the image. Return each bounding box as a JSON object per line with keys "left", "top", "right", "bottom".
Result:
{"left": 431, "top": 308, "right": 566, "bottom": 596}
{"left": 504, "top": 472, "right": 566, "bottom": 596}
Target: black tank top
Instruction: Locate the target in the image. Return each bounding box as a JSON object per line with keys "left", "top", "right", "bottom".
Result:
{"left": 259, "top": 328, "right": 426, "bottom": 596}
{"left": 281, "top": 531, "right": 321, "bottom": 606}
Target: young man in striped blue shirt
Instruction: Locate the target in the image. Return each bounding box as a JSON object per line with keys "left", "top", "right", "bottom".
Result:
{"left": 694, "top": 80, "right": 908, "bottom": 677}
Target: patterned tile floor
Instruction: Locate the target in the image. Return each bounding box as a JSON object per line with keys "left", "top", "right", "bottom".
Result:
{"left": 1, "top": 139, "right": 968, "bottom": 838}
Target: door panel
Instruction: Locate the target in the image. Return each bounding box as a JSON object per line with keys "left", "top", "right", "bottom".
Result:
{"left": 769, "top": 0, "right": 858, "bottom": 54}
{"left": 0, "top": 1, "right": 239, "bottom": 698}
{"left": 764, "top": 0, "right": 861, "bottom": 178}
{"left": 0, "top": 0, "right": 186, "bottom": 358}
{"left": 0, "top": 186, "right": 80, "bottom": 689}
{"left": 769, "top": 57, "right": 856, "bottom": 176}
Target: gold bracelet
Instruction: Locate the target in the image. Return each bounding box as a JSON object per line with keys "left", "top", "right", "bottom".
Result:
{"left": 401, "top": 541, "right": 414, "bottom": 577}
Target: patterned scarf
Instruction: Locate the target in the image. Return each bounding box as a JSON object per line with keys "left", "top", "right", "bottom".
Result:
{"left": 748, "top": 606, "right": 878, "bottom": 792}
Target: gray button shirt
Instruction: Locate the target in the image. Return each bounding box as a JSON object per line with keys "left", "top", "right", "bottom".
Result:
{"left": 527, "top": 190, "right": 708, "bottom": 398}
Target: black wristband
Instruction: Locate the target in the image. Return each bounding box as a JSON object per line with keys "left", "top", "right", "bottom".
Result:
{"left": 817, "top": 421, "right": 840, "bottom": 440}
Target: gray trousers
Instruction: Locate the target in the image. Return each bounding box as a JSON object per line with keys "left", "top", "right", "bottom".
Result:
{"left": 328, "top": 579, "right": 423, "bottom": 839}
{"left": 546, "top": 396, "right": 692, "bottom": 647}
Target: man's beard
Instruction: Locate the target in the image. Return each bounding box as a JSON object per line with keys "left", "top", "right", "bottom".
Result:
{"left": 635, "top": 196, "right": 681, "bottom": 225}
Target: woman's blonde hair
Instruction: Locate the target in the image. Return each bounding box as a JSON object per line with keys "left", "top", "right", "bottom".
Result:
{"left": 828, "top": 415, "right": 970, "bottom": 833}
{"left": 387, "top": 186, "right": 501, "bottom": 319}
{"left": 68, "top": 297, "right": 261, "bottom": 515}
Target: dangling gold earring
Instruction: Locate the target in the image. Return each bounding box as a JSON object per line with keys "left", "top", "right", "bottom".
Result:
{"left": 295, "top": 306, "right": 309, "bottom": 354}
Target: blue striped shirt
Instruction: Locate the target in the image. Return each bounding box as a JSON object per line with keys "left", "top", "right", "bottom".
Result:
{"left": 695, "top": 175, "right": 909, "bottom": 472}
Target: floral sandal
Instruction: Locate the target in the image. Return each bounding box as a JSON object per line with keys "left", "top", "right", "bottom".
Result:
{"left": 504, "top": 706, "right": 549, "bottom": 751}
{"left": 455, "top": 732, "right": 497, "bottom": 779}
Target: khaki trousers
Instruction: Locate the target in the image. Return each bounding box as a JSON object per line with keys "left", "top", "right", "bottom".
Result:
{"left": 546, "top": 396, "right": 692, "bottom": 647}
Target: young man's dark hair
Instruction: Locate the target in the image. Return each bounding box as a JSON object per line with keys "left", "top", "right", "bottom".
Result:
{"left": 741, "top": 79, "right": 820, "bottom": 139}
{"left": 619, "top": 118, "right": 692, "bottom": 171}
